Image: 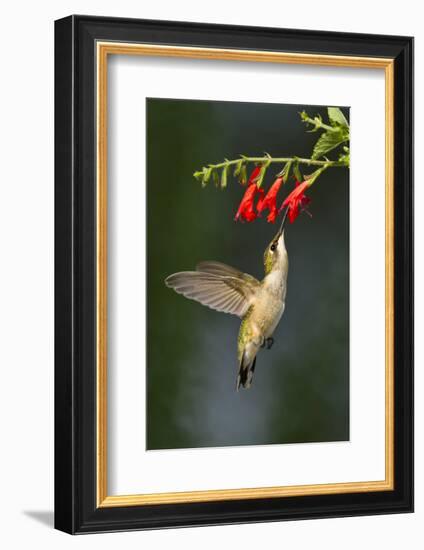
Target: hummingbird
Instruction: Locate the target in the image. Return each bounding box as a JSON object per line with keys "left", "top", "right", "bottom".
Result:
{"left": 165, "top": 210, "right": 289, "bottom": 390}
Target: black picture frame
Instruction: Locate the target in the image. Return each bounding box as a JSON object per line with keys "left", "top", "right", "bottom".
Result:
{"left": 55, "top": 15, "right": 413, "bottom": 534}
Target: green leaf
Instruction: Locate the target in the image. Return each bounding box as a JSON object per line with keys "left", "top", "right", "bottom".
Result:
{"left": 220, "top": 166, "right": 228, "bottom": 189}
{"left": 201, "top": 166, "right": 214, "bottom": 187}
{"left": 238, "top": 164, "right": 247, "bottom": 185}
{"left": 292, "top": 162, "right": 302, "bottom": 182}
{"left": 338, "top": 147, "right": 350, "bottom": 167}
{"left": 204, "top": 167, "right": 213, "bottom": 181}
{"left": 278, "top": 161, "right": 292, "bottom": 181}
{"left": 212, "top": 170, "right": 219, "bottom": 187}
{"left": 312, "top": 128, "right": 348, "bottom": 159}
{"left": 256, "top": 159, "right": 271, "bottom": 188}
{"left": 256, "top": 167, "right": 266, "bottom": 188}
{"left": 194, "top": 166, "right": 214, "bottom": 187}
{"left": 328, "top": 107, "right": 349, "bottom": 128}
{"left": 233, "top": 159, "right": 243, "bottom": 178}
{"left": 193, "top": 170, "right": 204, "bottom": 182}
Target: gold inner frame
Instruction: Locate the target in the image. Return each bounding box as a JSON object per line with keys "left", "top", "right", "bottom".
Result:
{"left": 96, "top": 42, "right": 395, "bottom": 508}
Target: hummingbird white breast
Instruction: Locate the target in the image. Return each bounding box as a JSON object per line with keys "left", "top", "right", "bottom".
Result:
{"left": 251, "top": 277, "right": 286, "bottom": 339}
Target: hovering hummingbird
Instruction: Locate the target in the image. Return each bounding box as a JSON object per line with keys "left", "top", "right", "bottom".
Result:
{"left": 165, "top": 211, "right": 289, "bottom": 390}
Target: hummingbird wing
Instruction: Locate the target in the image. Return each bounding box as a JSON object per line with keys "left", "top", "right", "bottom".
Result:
{"left": 195, "top": 261, "right": 259, "bottom": 287}
{"left": 165, "top": 265, "right": 259, "bottom": 318}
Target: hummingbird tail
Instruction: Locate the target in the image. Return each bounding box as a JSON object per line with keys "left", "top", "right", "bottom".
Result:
{"left": 236, "top": 353, "right": 257, "bottom": 390}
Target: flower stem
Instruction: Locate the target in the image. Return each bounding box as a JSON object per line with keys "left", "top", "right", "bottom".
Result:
{"left": 299, "top": 113, "right": 337, "bottom": 133}
{"left": 208, "top": 156, "right": 346, "bottom": 170}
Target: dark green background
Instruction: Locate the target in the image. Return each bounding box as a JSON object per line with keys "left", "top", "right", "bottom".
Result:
{"left": 146, "top": 98, "right": 349, "bottom": 450}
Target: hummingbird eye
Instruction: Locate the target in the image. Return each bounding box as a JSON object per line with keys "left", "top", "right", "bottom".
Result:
{"left": 270, "top": 243, "right": 276, "bottom": 252}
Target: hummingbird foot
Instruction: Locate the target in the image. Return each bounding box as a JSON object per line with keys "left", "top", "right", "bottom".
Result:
{"left": 265, "top": 337, "right": 274, "bottom": 350}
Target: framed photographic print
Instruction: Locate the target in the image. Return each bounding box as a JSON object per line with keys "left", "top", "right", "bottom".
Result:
{"left": 54, "top": 15, "right": 413, "bottom": 534}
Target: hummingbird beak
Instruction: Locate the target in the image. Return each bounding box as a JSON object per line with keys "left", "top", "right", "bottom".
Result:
{"left": 275, "top": 207, "right": 289, "bottom": 241}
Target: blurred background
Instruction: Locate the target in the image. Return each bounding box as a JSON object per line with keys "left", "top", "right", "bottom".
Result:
{"left": 146, "top": 99, "right": 349, "bottom": 450}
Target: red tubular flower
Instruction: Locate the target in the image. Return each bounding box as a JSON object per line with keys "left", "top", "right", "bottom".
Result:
{"left": 257, "top": 176, "right": 284, "bottom": 223}
{"left": 234, "top": 183, "right": 264, "bottom": 222}
{"left": 281, "top": 181, "right": 312, "bottom": 223}
{"left": 247, "top": 165, "right": 261, "bottom": 186}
